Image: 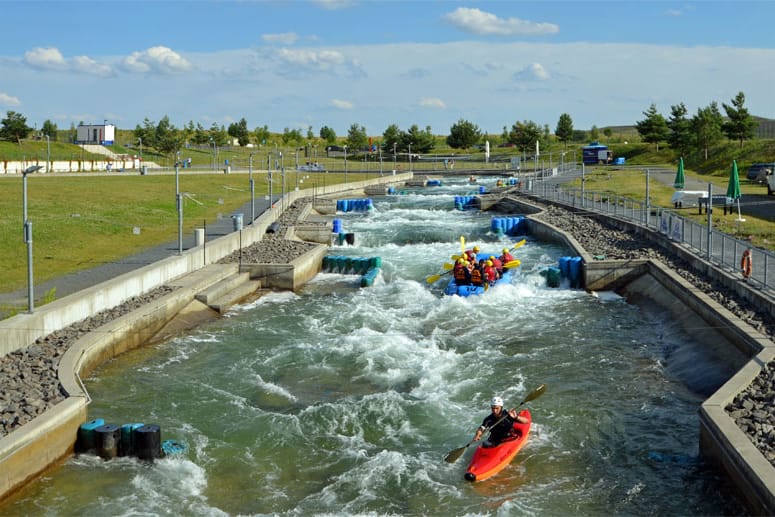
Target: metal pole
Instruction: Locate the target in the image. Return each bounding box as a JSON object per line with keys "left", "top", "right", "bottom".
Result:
{"left": 344, "top": 146, "right": 348, "bottom": 183}
{"left": 176, "top": 151, "right": 182, "bottom": 255}
{"left": 646, "top": 169, "right": 650, "bottom": 228}
{"left": 46, "top": 135, "right": 50, "bottom": 173}
{"left": 408, "top": 144, "right": 412, "bottom": 172}
{"left": 280, "top": 152, "right": 285, "bottom": 211}
{"left": 23, "top": 172, "right": 33, "bottom": 313}
{"left": 268, "top": 153, "right": 274, "bottom": 208}
{"left": 393, "top": 142, "right": 396, "bottom": 171}
{"left": 707, "top": 182, "right": 713, "bottom": 260}
{"left": 249, "top": 152, "right": 255, "bottom": 222}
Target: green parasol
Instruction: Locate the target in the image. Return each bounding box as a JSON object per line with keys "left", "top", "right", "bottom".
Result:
{"left": 727, "top": 160, "right": 744, "bottom": 221}
{"left": 673, "top": 157, "right": 685, "bottom": 189}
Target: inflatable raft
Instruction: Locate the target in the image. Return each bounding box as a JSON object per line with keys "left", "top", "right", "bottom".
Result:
{"left": 464, "top": 409, "right": 531, "bottom": 482}
{"left": 444, "top": 252, "right": 514, "bottom": 297}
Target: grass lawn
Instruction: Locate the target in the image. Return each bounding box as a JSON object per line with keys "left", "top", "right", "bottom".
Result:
{"left": 0, "top": 171, "right": 367, "bottom": 297}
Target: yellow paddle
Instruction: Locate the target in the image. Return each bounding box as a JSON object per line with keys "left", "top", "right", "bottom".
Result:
{"left": 443, "top": 384, "right": 547, "bottom": 464}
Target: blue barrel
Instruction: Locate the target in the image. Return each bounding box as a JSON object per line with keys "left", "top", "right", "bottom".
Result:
{"left": 134, "top": 424, "right": 162, "bottom": 461}
{"left": 570, "top": 257, "right": 583, "bottom": 288}
{"left": 388, "top": 186, "right": 395, "bottom": 194}
{"left": 120, "top": 423, "right": 145, "bottom": 457}
{"left": 332, "top": 218, "right": 342, "bottom": 233}
{"left": 95, "top": 423, "right": 121, "bottom": 459}
{"left": 161, "top": 439, "right": 187, "bottom": 457}
{"left": 559, "top": 257, "right": 571, "bottom": 279}
{"left": 546, "top": 266, "right": 561, "bottom": 288}
{"left": 367, "top": 199, "right": 374, "bottom": 210}
{"left": 479, "top": 186, "right": 486, "bottom": 194}
{"left": 369, "top": 256, "right": 382, "bottom": 268}
{"left": 76, "top": 418, "right": 105, "bottom": 454}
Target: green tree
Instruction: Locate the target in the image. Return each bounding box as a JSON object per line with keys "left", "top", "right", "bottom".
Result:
{"left": 255, "top": 124, "right": 271, "bottom": 146}
{"left": 0, "top": 110, "right": 32, "bottom": 144}
{"left": 41, "top": 119, "right": 58, "bottom": 141}
{"left": 346, "top": 123, "right": 368, "bottom": 152}
{"left": 282, "top": 127, "right": 304, "bottom": 146}
{"left": 666, "top": 102, "right": 692, "bottom": 157}
{"left": 228, "top": 118, "right": 251, "bottom": 146}
{"left": 319, "top": 125, "right": 337, "bottom": 145}
{"left": 209, "top": 123, "right": 229, "bottom": 146}
{"left": 635, "top": 104, "right": 669, "bottom": 150}
{"left": 722, "top": 91, "right": 756, "bottom": 148}
{"left": 554, "top": 113, "right": 574, "bottom": 149}
{"left": 508, "top": 120, "right": 542, "bottom": 154}
{"left": 589, "top": 125, "right": 600, "bottom": 142}
{"left": 691, "top": 102, "right": 724, "bottom": 161}
{"left": 401, "top": 124, "right": 435, "bottom": 153}
{"left": 382, "top": 124, "right": 402, "bottom": 152}
{"left": 306, "top": 125, "right": 314, "bottom": 140}
{"left": 133, "top": 118, "right": 156, "bottom": 149}
{"left": 155, "top": 115, "right": 184, "bottom": 156}
{"left": 446, "top": 118, "right": 482, "bottom": 149}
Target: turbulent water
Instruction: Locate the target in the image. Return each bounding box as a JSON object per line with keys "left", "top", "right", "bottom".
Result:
{"left": 5, "top": 178, "right": 747, "bottom": 516}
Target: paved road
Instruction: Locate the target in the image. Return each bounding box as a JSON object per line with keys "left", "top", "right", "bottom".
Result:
{"left": 0, "top": 197, "right": 272, "bottom": 309}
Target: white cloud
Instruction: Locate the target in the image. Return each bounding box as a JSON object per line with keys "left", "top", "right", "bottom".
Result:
{"left": 419, "top": 97, "right": 447, "bottom": 109}
{"left": 122, "top": 46, "right": 192, "bottom": 74}
{"left": 276, "top": 48, "right": 345, "bottom": 69}
{"left": 72, "top": 55, "right": 113, "bottom": 77}
{"left": 263, "top": 32, "right": 299, "bottom": 45}
{"left": 24, "top": 47, "right": 67, "bottom": 70}
{"left": 443, "top": 8, "right": 559, "bottom": 37}
{"left": 514, "top": 62, "right": 550, "bottom": 81}
{"left": 0, "top": 92, "right": 21, "bottom": 107}
{"left": 329, "top": 99, "right": 353, "bottom": 109}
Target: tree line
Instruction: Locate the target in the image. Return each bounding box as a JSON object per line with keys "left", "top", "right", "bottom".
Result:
{"left": 0, "top": 90, "right": 760, "bottom": 161}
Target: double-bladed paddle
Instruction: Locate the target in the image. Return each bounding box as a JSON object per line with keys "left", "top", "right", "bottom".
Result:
{"left": 443, "top": 383, "right": 547, "bottom": 464}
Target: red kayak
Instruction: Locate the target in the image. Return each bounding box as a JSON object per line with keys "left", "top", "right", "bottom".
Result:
{"left": 464, "top": 409, "right": 531, "bottom": 482}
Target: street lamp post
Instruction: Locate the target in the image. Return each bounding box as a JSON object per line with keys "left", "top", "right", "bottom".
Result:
{"left": 22, "top": 165, "right": 43, "bottom": 313}
{"left": 280, "top": 151, "right": 285, "bottom": 211}
{"left": 175, "top": 151, "right": 183, "bottom": 255}
{"left": 393, "top": 142, "right": 396, "bottom": 172}
{"left": 248, "top": 152, "right": 256, "bottom": 222}
{"left": 267, "top": 152, "right": 274, "bottom": 208}
{"left": 408, "top": 144, "right": 412, "bottom": 172}
{"left": 138, "top": 137, "right": 142, "bottom": 170}
{"left": 344, "top": 146, "right": 348, "bottom": 183}
{"left": 45, "top": 135, "right": 50, "bottom": 173}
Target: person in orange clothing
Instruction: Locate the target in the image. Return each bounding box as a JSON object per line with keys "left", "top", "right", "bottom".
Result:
{"left": 741, "top": 248, "right": 752, "bottom": 282}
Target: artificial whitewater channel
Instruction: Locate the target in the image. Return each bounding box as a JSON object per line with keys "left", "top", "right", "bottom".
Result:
{"left": 6, "top": 178, "right": 746, "bottom": 515}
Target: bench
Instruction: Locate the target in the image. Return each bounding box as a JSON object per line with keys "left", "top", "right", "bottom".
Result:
{"left": 698, "top": 195, "right": 734, "bottom": 215}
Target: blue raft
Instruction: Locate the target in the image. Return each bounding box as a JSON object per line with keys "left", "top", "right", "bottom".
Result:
{"left": 443, "top": 253, "right": 515, "bottom": 297}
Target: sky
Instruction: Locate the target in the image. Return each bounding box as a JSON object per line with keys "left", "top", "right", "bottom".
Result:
{"left": 1, "top": 0, "right": 774, "bottom": 138}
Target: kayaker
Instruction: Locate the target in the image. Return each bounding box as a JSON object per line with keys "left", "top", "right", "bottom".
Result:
{"left": 474, "top": 396, "right": 529, "bottom": 448}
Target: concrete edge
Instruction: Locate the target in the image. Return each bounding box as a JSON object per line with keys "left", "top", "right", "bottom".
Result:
{"left": 0, "top": 265, "right": 235, "bottom": 503}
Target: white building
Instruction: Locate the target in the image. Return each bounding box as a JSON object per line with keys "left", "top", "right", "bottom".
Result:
{"left": 76, "top": 123, "right": 115, "bottom": 145}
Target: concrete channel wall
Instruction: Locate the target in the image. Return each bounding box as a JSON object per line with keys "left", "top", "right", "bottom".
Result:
{"left": 501, "top": 193, "right": 775, "bottom": 514}
{"left": 0, "top": 173, "right": 412, "bottom": 503}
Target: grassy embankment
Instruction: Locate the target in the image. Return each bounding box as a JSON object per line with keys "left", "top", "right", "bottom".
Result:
{"left": 0, "top": 169, "right": 369, "bottom": 315}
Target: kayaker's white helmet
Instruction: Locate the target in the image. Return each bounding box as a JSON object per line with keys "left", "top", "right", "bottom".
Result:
{"left": 490, "top": 396, "right": 503, "bottom": 407}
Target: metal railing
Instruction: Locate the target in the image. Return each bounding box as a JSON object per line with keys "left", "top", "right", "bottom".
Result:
{"left": 525, "top": 169, "right": 775, "bottom": 292}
